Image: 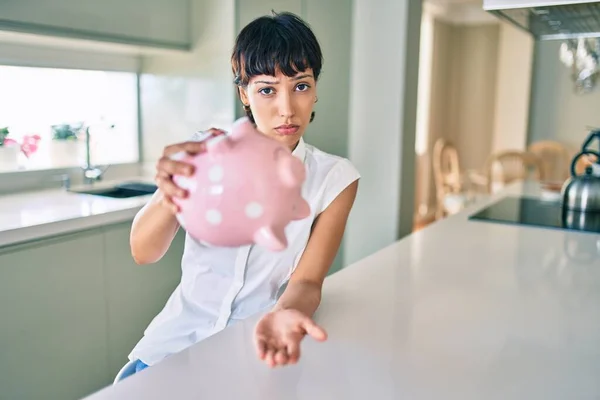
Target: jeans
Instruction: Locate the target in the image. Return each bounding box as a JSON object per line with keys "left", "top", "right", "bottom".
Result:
{"left": 134, "top": 359, "right": 149, "bottom": 373}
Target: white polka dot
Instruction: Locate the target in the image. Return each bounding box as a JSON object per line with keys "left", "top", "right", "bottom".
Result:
{"left": 208, "top": 165, "right": 224, "bottom": 182}
{"left": 206, "top": 209, "right": 222, "bottom": 225}
{"left": 209, "top": 185, "right": 224, "bottom": 195}
{"left": 245, "top": 202, "right": 264, "bottom": 219}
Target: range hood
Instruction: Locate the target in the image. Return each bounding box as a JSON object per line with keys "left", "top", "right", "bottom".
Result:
{"left": 483, "top": 0, "right": 600, "bottom": 40}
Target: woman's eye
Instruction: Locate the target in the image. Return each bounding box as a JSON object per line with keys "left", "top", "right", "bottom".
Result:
{"left": 259, "top": 87, "right": 274, "bottom": 95}
{"left": 296, "top": 83, "right": 310, "bottom": 91}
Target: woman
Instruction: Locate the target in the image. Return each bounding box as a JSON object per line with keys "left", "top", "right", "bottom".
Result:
{"left": 126, "top": 11, "right": 360, "bottom": 374}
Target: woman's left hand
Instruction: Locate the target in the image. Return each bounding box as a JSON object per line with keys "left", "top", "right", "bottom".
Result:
{"left": 254, "top": 309, "right": 327, "bottom": 367}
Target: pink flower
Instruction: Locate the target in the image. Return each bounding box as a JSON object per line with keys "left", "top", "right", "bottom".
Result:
{"left": 21, "top": 134, "right": 41, "bottom": 158}
{"left": 3, "top": 138, "right": 18, "bottom": 147}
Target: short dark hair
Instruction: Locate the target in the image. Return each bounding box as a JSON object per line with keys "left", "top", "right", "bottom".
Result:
{"left": 231, "top": 11, "right": 323, "bottom": 123}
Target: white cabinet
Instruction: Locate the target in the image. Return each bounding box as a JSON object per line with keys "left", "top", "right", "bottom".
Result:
{"left": 0, "top": 0, "right": 191, "bottom": 50}
{"left": 104, "top": 223, "right": 184, "bottom": 377}
{"left": 0, "top": 230, "right": 109, "bottom": 400}
{"left": 0, "top": 222, "right": 185, "bottom": 400}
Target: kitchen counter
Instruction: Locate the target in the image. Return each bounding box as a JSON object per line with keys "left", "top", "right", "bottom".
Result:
{"left": 82, "top": 181, "right": 600, "bottom": 399}
{"left": 0, "top": 176, "right": 155, "bottom": 248}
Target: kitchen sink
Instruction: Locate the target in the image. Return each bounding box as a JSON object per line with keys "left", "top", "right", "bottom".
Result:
{"left": 71, "top": 182, "right": 157, "bottom": 198}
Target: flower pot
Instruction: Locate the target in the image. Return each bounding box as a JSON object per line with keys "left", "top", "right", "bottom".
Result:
{"left": 49, "top": 140, "right": 84, "bottom": 168}
{"left": 0, "top": 145, "right": 20, "bottom": 172}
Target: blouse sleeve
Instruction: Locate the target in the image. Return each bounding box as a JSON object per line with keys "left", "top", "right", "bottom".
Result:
{"left": 317, "top": 158, "right": 361, "bottom": 215}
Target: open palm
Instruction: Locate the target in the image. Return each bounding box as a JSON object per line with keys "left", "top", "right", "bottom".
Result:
{"left": 254, "top": 309, "right": 327, "bottom": 367}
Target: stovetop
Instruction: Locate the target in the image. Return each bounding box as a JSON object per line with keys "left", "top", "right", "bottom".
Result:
{"left": 469, "top": 196, "right": 600, "bottom": 234}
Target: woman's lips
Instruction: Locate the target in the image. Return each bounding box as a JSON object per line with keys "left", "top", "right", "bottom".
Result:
{"left": 275, "top": 125, "right": 300, "bottom": 135}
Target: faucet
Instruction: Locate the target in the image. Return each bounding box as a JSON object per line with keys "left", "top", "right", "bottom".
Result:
{"left": 81, "top": 122, "right": 114, "bottom": 185}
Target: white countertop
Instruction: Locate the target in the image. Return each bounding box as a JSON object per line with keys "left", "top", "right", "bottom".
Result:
{"left": 0, "top": 177, "right": 154, "bottom": 248}
{"left": 82, "top": 181, "right": 600, "bottom": 400}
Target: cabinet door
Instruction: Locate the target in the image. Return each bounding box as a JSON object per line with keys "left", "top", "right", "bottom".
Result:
{"left": 0, "top": 230, "right": 109, "bottom": 400}
{"left": 103, "top": 222, "right": 184, "bottom": 378}
{"left": 0, "top": 0, "right": 191, "bottom": 49}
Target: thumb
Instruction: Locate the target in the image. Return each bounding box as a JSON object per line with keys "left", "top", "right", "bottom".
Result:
{"left": 301, "top": 318, "right": 328, "bottom": 342}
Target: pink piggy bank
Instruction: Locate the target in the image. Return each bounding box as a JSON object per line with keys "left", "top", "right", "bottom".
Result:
{"left": 172, "top": 117, "right": 311, "bottom": 251}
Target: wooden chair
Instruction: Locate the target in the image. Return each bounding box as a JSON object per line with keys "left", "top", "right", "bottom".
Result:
{"left": 484, "top": 150, "right": 544, "bottom": 193}
{"left": 527, "top": 140, "right": 572, "bottom": 182}
{"left": 432, "top": 139, "right": 483, "bottom": 219}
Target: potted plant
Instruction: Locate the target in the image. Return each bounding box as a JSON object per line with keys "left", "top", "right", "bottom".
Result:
{"left": 0, "top": 127, "right": 20, "bottom": 171}
{"left": 49, "top": 122, "right": 85, "bottom": 167}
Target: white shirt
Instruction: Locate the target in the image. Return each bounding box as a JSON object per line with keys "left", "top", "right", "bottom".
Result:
{"left": 129, "top": 137, "right": 360, "bottom": 366}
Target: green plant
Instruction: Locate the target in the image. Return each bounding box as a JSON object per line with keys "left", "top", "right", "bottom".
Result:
{"left": 51, "top": 123, "right": 83, "bottom": 141}
{"left": 0, "top": 127, "right": 9, "bottom": 146}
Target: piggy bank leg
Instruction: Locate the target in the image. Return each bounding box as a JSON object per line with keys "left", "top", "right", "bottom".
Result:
{"left": 253, "top": 225, "right": 288, "bottom": 252}
{"left": 277, "top": 152, "right": 306, "bottom": 188}
{"left": 292, "top": 198, "right": 311, "bottom": 220}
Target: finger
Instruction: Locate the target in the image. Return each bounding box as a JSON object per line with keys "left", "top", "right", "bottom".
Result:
{"left": 156, "top": 175, "right": 187, "bottom": 201}
{"left": 157, "top": 157, "right": 194, "bottom": 178}
{"left": 207, "top": 128, "right": 226, "bottom": 137}
{"left": 163, "top": 141, "right": 207, "bottom": 157}
{"left": 265, "top": 349, "right": 276, "bottom": 368}
{"left": 286, "top": 340, "right": 301, "bottom": 364}
{"left": 255, "top": 337, "right": 267, "bottom": 360}
{"left": 158, "top": 192, "right": 180, "bottom": 214}
{"left": 302, "top": 319, "right": 328, "bottom": 342}
{"left": 274, "top": 349, "right": 288, "bottom": 366}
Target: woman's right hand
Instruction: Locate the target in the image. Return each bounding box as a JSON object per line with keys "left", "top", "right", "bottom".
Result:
{"left": 155, "top": 128, "right": 225, "bottom": 214}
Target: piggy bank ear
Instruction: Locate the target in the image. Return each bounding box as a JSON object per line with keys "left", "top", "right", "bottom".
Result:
{"left": 232, "top": 116, "right": 252, "bottom": 130}
{"left": 205, "top": 134, "right": 233, "bottom": 153}
{"left": 230, "top": 116, "right": 255, "bottom": 139}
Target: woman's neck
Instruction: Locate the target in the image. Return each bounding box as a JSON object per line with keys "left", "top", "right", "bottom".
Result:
{"left": 289, "top": 140, "right": 300, "bottom": 153}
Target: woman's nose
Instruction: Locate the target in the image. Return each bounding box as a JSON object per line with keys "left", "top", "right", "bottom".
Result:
{"left": 277, "top": 93, "right": 294, "bottom": 118}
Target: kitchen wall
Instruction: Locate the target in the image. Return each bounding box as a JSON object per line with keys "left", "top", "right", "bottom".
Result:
{"left": 344, "top": 0, "right": 421, "bottom": 264}
{"left": 140, "top": 0, "right": 237, "bottom": 162}
{"left": 415, "top": 16, "right": 456, "bottom": 217}
{"left": 491, "top": 22, "right": 534, "bottom": 154}
{"left": 528, "top": 40, "right": 600, "bottom": 150}
{"left": 448, "top": 23, "right": 500, "bottom": 170}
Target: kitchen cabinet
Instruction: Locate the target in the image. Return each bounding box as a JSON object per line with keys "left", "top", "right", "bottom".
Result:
{"left": 0, "top": 0, "right": 192, "bottom": 51}
{"left": 0, "top": 223, "right": 184, "bottom": 400}
{"left": 0, "top": 229, "right": 109, "bottom": 400}
{"left": 104, "top": 222, "right": 184, "bottom": 377}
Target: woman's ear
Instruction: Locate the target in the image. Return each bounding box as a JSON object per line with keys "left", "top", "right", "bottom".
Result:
{"left": 238, "top": 86, "right": 250, "bottom": 106}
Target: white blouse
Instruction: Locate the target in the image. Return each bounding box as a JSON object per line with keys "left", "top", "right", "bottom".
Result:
{"left": 129, "top": 137, "right": 361, "bottom": 366}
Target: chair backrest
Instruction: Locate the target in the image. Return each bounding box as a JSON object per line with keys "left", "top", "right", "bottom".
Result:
{"left": 433, "top": 138, "right": 461, "bottom": 196}
{"left": 527, "top": 140, "right": 572, "bottom": 182}
{"left": 484, "top": 150, "right": 544, "bottom": 193}
{"left": 432, "top": 139, "right": 462, "bottom": 218}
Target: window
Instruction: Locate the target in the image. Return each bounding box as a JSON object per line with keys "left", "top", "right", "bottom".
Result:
{"left": 0, "top": 65, "right": 139, "bottom": 173}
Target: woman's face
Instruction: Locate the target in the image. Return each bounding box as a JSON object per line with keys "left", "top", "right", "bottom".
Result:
{"left": 239, "top": 68, "right": 317, "bottom": 150}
